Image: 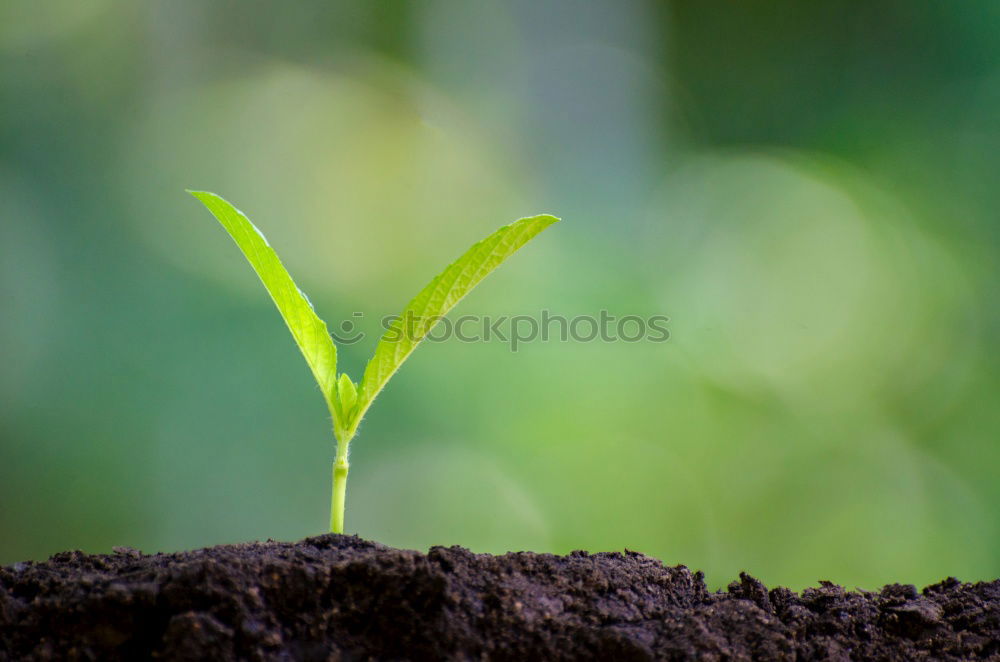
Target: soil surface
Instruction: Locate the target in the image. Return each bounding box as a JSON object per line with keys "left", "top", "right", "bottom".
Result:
{"left": 1, "top": 535, "right": 998, "bottom": 661}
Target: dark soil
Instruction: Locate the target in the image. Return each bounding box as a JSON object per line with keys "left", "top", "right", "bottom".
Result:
{"left": 1, "top": 535, "right": 997, "bottom": 661}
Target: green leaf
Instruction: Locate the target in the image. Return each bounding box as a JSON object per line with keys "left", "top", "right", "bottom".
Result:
{"left": 350, "top": 214, "right": 560, "bottom": 434}
{"left": 338, "top": 373, "right": 358, "bottom": 419}
{"left": 189, "top": 191, "right": 340, "bottom": 425}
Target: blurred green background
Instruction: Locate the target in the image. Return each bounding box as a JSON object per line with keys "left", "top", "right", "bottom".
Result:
{"left": 2, "top": 1, "right": 998, "bottom": 591}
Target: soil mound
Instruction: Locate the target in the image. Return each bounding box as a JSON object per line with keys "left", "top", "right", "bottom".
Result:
{"left": 2, "top": 535, "right": 997, "bottom": 660}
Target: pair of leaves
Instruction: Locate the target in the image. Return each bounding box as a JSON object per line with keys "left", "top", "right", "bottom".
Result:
{"left": 190, "top": 191, "right": 558, "bottom": 449}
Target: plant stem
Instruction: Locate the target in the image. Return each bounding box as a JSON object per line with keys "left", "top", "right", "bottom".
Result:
{"left": 330, "top": 452, "right": 350, "bottom": 534}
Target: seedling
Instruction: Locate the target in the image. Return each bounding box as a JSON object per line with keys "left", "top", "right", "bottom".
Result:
{"left": 189, "top": 191, "right": 559, "bottom": 533}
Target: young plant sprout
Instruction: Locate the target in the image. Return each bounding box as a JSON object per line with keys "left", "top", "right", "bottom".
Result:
{"left": 189, "top": 191, "right": 559, "bottom": 534}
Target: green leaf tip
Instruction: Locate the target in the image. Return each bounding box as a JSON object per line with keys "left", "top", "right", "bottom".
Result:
{"left": 337, "top": 374, "right": 358, "bottom": 419}
{"left": 189, "top": 190, "right": 341, "bottom": 428}
{"left": 346, "top": 212, "right": 560, "bottom": 435}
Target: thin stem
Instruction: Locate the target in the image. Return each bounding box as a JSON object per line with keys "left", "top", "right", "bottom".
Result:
{"left": 329, "top": 410, "right": 357, "bottom": 534}
{"left": 330, "top": 453, "right": 349, "bottom": 534}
